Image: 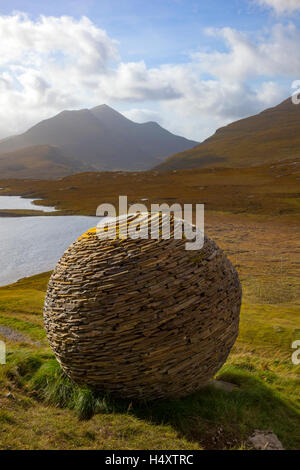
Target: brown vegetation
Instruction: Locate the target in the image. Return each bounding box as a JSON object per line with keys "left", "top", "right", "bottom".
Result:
{"left": 156, "top": 98, "right": 300, "bottom": 170}
{"left": 0, "top": 157, "right": 299, "bottom": 219}
{"left": 0, "top": 154, "right": 299, "bottom": 449}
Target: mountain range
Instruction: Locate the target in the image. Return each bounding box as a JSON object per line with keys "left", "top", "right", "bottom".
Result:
{"left": 0, "top": 105, "right": 198, "bottom": 179}
{"left": 0, "top": 97, "right": 299, "bottom": 179}
{"left": 156, "top": 98, "right": 300, "bottom": 171}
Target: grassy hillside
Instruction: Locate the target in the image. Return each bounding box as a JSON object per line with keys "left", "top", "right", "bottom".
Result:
{"left": 156, "top": 98, "right": 300, "bottom": 171}
{"left": 0, "top": 209, "right": 299, "bottom": 449}
{"left": 0, "top": 145, "right": 87, "bottom": 180}
{"left": 0, "top": 158, "right": 299, "bottom": 449}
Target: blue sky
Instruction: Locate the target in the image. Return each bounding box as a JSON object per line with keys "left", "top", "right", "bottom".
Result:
{"left": 0, "top": 0, "right": 294, "bottom": 64}
{"left": 0, "top": 0, "right": 299, "bottom": 140}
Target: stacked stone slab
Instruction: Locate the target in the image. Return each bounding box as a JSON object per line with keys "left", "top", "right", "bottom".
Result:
{"left": 44, "top": 213, "right": 242, "bottom": 400}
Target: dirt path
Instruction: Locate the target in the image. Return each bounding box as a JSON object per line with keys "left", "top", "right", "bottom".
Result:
{"left": 0, "top": 325, "right": 41, "bottom": 346}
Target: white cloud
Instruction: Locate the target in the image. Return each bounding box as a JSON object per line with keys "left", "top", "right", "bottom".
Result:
{"left": 0, "top": 12, "right": 118, "bottom": 71}
{"left": 122, "top": 108, "right": 161, "bottom": 123}
{"left": 152, "top": 24, "right": 297, "bottom": 139}
{"left": 0, "top": 13, "right": 182, "bottom": 138}
{"left": 0, "top": 12, "right": 297, "bottom": 141}
{"left": 0, "top": 13, "right": 119, "bottom": 137}
{"left": 256, "top": 0, "right": 300, "bottom": 14}
{"left": 194, "top": 24, "right": 300, "bottom": 80}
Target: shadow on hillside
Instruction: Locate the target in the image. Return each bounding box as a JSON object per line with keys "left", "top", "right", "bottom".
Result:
{"left": 115, "top": 368, "right": 300, "bottom": 450}
{"left": 4, "top": 349, "right": 299, "bottom": 450}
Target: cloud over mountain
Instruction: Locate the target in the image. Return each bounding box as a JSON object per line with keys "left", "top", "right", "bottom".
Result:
{"left": 0, "top": 11, "right": 299, "bottom": 141}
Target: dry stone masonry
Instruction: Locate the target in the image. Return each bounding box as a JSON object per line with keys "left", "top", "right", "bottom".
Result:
{"left": 44, "top": 213, "right": 242, "bottom": 399}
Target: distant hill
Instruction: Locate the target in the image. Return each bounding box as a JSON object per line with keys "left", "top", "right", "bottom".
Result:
{"left": 156, "top": 98, "right": 300, "bottom": 171}
{"left": 0, "top": 105, "right": 198, "bottom": 178}
{"left": 0, "top": 145, "right": 89, "bottom": 179}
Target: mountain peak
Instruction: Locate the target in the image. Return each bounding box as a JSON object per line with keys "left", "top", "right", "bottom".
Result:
{"left": 91, "top": 103, "right": 113, "bottom": 111}
{"left": 90, "top": 104, "right": 121, "bottom": 115}
{"left": 90, "top": 104, "right": 131, "bottom": 124}
{"left": 0, "top": 104, "right": 198, "bottom": 178}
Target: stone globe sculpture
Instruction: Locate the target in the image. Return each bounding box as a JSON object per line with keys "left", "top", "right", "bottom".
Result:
{"left": 44, "top": 212, "right": 241, "bottom": 400}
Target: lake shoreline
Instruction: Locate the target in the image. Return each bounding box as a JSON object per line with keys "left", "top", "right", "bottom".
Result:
{"left": 0, "top": 210, "right": 60, "bottom": 217}
{"left": 0, "top": 213, "right": 99, "bottom": 286}
{"left": 0, "top": 194, "right": 61, "bottom": 217}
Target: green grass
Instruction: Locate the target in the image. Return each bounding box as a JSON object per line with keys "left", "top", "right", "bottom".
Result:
{"left": 0, "top": 265, "right": 299, "bottom": 449}
{"left": 1, "top": 345, "right": 299, "bottom": 449}
{"left": 0, "top": 316, "right": 46, "bottom": 342}
{"left": 0, "top": 410, "right": 16, "bottom": 424}
{"left": 0, "top": 159, "right": 298, "bottom": 449}
{"left": 0, "top": 272, "right": 50, "bottom": 315}
{"left": 29, "top": 359, "right": 110, "bottom": 420}
{"left": 0, "top": 350, "right": 200, "bottom": 450}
